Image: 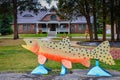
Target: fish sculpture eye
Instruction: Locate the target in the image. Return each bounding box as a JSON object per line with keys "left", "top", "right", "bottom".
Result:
{"left": 30, "top": 41, "right": 32, "bottom": 43}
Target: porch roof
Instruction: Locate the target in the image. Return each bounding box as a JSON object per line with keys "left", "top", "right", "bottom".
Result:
{"left": 17, "top": 19, "right": 37, "bottom": 24}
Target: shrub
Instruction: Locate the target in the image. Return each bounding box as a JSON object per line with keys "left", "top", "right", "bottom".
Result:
{"left": 97, "top": 28, "right": 103, "bottom": 34}
{"left": 0, "top": 15, "right": 13, "bottom": 35}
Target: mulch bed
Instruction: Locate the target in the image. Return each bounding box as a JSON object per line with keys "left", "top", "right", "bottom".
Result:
{"left": 110, "top": 48, "right": 120, "bottom": 59}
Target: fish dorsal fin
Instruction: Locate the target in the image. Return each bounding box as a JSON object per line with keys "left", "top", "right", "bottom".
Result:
{"left": 59, "top": 37, "right": 71, "bottom": 47}
{"left": 92, "top": 41, "right": 115, "bottom": 65}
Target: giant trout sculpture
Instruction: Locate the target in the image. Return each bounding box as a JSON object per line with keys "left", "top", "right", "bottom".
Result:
{"left": 22, "top": 37, "right": 115, "bottom": 76}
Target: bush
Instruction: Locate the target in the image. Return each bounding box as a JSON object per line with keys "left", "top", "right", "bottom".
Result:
{"left": 97, "top": 28, "right": 103, "bottom": 34}
{"left": 0, "top": 15, "right": 13, "bottom": 35}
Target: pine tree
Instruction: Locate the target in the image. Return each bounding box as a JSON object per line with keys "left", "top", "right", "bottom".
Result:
{"left": 0, "top": 15, "right": 13, "bottom": 35}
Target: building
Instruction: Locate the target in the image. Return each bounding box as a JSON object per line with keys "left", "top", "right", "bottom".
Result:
{"left": 13, "top": 6, "right": 93, "bottom": 36}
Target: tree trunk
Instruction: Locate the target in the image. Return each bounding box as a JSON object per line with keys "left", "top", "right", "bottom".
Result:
{"left": 93, "top": 0, "right": 98, "bottom": 40}
{"left": 85, "top": 0, "right": 93, "bottom": 41}
{"left": 13, "top": 0, "right": 19, "bottom": 39}
{"left": 116, "top": 23, "right": 120, "bottom": 41}
{"left": 86, "top": 15, "right": 93, "bottom": 41}
{"left": 103, "top": 0, "right": 106, "bottom": 41}
{"left": 103, "top": 16, "right": 106, "bottom": 41}
{"left": 110, "top": 0, "right": 115, "bottom": 41}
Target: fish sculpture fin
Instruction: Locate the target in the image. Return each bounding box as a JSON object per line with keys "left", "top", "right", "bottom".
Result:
{"left": 79, "top": 58, "right": 90, "bottom": 67}
{"left": 59, "top": 37, "right": 71, "bottom": 47}
{"left": 91, "top": 41, "right": 115, "bottom": 65}
{"left": 62, "top": 59, "right": 72, "bottom": 69}
{"left": 38, "top": 55, "right": 47, "bottom": 64}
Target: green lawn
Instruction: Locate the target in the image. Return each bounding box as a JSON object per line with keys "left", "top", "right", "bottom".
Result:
{"left": 57, "top": 33, "right": 111, "bottom": 37}
{"left": 0, "top": 33, "right": 111, "bottom": 38}
{"left": 0, "top": 34, "right": 48, "bottom": 38}
{"left": 0, "top": 38, "right": 120, "bottom": 72}
{"left": 19, "top": 34, "right": 48, "bottom": 37}
{"left": 57, "top": 33, "right": 85, "bottom": 37}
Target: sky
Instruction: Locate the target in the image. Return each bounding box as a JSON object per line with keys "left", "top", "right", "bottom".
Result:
{"left": 39, "top": 0, "right": 57, "bottom": 8}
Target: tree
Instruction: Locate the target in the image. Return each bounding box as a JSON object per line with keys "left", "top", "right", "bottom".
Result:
{"left": 91, "top": 0, "right": 99, "bottom": 40}
{"left": 0, "top": 14, "right": 13, "bottom": 35}
{"left": 0, "top": 1, "right": 13, "bottom": 35}
{"left": 84, "top": 0, "right": 93, "bottom": 41}
{"left": 13, "top": 0, "right": 41, "bottom": 39}
{"left": 110, "top": 0, "right": 115, "bottom": 41}
{"left": 13, "top": 0, "right": 18, "bottom": 39}
{"left": 102, "top": 0, "right": 107, "bottom": 41}
{"left": 0, "top": 0, "right": 41, "bottom": 39}
{"left": 58, "top": 0, "right": 94, "bottom": 41}
{"left": 114, "top": 0, "right": 120, "bottom": 41}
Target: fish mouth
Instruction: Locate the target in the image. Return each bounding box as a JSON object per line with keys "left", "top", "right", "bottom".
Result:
{"left": 22, "top": 45, "right": 31, "bottom": 50}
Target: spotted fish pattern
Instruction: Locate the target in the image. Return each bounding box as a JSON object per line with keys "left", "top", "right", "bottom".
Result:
{"left": 22, "top": 37, "right": 115, "bottom": 66}
{"left": 38, "top": 38, "right": 115, "bottom": 65}
{"left": 22, "top": 38, "right": 90, "bottom": 68}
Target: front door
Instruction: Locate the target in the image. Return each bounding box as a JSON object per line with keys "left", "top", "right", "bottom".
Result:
{"left": 50, "top": 24, "right": 56, "bottom": 31}
{"left": 48, "top": 24, "right": 56, "bottom": 36}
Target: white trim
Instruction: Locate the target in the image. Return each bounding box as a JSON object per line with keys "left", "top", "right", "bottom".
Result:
{"left": 36, "top": 23, "right": 39, "bottom": 34}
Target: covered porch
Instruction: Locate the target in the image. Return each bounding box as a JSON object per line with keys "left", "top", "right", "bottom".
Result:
{"left": 35, "top": 21, "right": 71, "bottom": 36}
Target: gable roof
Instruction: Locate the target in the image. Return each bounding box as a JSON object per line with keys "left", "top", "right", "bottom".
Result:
{"left": 17, "top": 8, "right": 92, "bottom": 24}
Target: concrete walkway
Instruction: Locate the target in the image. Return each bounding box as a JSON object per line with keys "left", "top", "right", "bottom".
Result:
{"left": 0, "top": 69, "right": 120, "bottom": 80}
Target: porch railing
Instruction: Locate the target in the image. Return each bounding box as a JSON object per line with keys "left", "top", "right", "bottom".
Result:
{"left": 57, "top": 28, "right": 69, "bottom": 32}
{"left": 41, "top": 28, "right": 48, "bottom": 32}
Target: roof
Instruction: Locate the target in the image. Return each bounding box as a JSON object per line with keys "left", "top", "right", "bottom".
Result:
{"left": 17, "top": 9, "right": 92, "bottom": 24}
{"left": 71, "top": 16, "right": 87, "bottom": 24}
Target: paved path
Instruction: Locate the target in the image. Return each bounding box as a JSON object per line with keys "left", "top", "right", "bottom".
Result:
{"left": 0, "top": 69, "right": 120, "bottom": 80}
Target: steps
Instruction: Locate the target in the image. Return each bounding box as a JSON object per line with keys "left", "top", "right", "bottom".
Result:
{"left": 48, "top": 31, "right": 56, "bottom": 37}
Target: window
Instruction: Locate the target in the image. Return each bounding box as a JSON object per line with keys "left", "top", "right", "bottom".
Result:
{"left": 60, "top": 24, "right": 66, "bottom": 29}
{"left": 23, "top": 14, "right": 33, "bottom": 17}
{"left": 78, "top": 24, "right": 86, "bottom": 31}
{"left": 23, "top": 24, "right": 30, "bottom": 31}
{"left": 51, "top": 15, "right": 56, "bottom": 20}
{"left": 42, "top": 24, "right": 46, "bottom": 28}
{"left": 71, "top": 24, "right": 75, "bottom": 32}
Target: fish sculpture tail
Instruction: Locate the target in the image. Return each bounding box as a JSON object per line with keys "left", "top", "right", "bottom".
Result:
{"left": 91, "top": 41, "right": 115, "bottom": 65}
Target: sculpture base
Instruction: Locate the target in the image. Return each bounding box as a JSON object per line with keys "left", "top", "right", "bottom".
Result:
{"left": 87, "top": 66, "right": 111, "bottom": 76}
{"left": 31, "top": 64, "right": 51, "bottom": 75}
{"left": 60, "top": 65, "right": 67, "bottom": 76}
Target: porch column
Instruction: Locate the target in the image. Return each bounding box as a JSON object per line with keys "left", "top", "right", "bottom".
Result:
{"left": 36, "top": 23, "right": 39, "bottom": 34}
{"left": 68, "top": 23, "right": 70, "bottom": 34}
{"left": 46, "top": 23, "right": 48, "bottom": 33}
{"left": 57, "top": 23, "right": 60, "bottom": 34}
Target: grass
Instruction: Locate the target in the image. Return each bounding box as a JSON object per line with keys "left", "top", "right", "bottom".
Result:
{"left": 98, "top": 34, "right": 111, "bottom": 37}
{"left": 19, "top": 34, "right": 48, "bottom": 37}
{"left": 0, "top": 33, "right": 48, "bottom": 38}
{"left": 57, "top": 33, "right": 111, "bottom": 37}
{"left": 0, "top": 38, "right": 120, "bottom": 73}
{"left": 57, "top": 33, "right": 85, "bottom": 37}
{"left": 0, "top": 33, "right": 111, "bottom": 38}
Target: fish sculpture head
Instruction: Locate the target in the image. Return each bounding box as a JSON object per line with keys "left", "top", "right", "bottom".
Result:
{"left": 22, "top": 39, "right": 40, "bottom": 55}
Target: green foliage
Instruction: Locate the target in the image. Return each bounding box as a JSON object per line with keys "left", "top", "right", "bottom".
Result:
{"left": 17, "top": 0, "right": 41, "bottom": 14}
{"left": 0, "top": 1, "right": 13, "bottom": 15}
{"left": 97, "top": 28, "right": 103, "bottom": 34}
{"left": 0, "top": 15, "right": 13, "bottom": 35}
{"left": 0, "top": 0, "right": 42, "bottom": 39}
